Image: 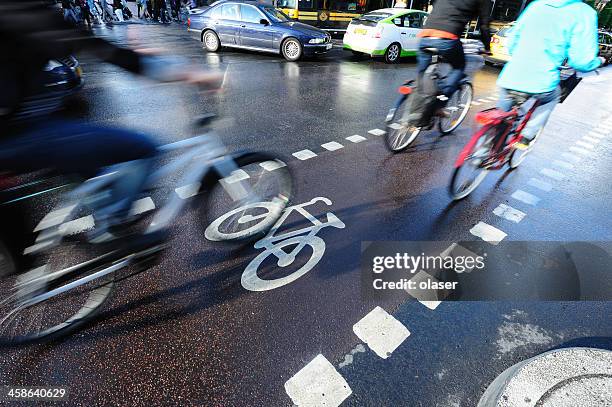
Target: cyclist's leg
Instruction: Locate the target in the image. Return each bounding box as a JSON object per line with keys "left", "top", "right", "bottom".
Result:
{"left": 521, "top": 86, "right": 561, "bottom": 142}
{"left": 0, "top": 119, "right": 157, "bottom": 227}
{"left": 416, "top": 38, "right": 434, "bottom": 75}
{"left": 496, "top": 88, "right": 514, "bottom": 112}
{"left": 437, "top": 39, "right": 465, "bottom": 97}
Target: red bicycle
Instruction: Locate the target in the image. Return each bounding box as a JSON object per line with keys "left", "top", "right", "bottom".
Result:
{"left": 449, "top": 90, "right": 543, "bottom": 200}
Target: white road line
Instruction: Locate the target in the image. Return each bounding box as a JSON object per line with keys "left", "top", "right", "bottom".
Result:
{"left": 368, "top": 128, "right": 386, "bottom": 136}
{"left": 58, "top": 215, "right": 95, "bottom": 236}
{"left": 485, "top": 96, "right": 498, "bottom": 101}
{"left": 284, "top": 355, "right": 352, "bottom": 407}
{"left": 560, "top": 152, "right": 581, "bottom": 163}
{"left": 540, "top": 168, "right": 565, "bottom": 181}
{"left": 175, "top": 184, "right": 200, "bottom": 200}
{"left": 477, "top": 98, "right": 488, "bottom": 103}
{"left": 589, "top": 130, "right": 607, "bottom": 138}
{"left": 528, "top": 178, "right": 553, "bottom": 192}
{"left": 575, "top": 140, "right": 595, "bottom": 150}
{"left": 259, "top": 160, "right": 287, "bottom": 172}
{"left": 493, "top": 203, "right": 526, "bottom": 223}
{"left": 569, "top": 146, "right": 592, "bottom": 155}
{"left": 582, "top": 136, "right": 601, "bottom": 144}
{"left": 321, "top": 141, "right": 344, "bottom": 151}
{"left": 470, "top": 222, "right": 507, "bottom": 245}
{"left": 440, "top": 243, "right": 479, "bottom": 273}
{"left": 129, "top": 197, "right": 155, "bottom": 216}
{"left": 292, "top": 149, "right": 318, "bottom": 160}
{"left": 552, "top": 160, "right": 574, "bottom": 170}
{"left": 407, "top": 270, "right": 449, "bottom": 308}
{"left": 222, "top": 169, "right": 250, "bottom": 184}
{"left": 353, "top": 306, "right": 410, "bottom": 359}
{"left": 388, "top": 122, "right": 403, "bottom": 130}
{"left": 512, "top": 190, "right": 541, "bottom": 206}
{"left": 346, "top": 135, "right": 367, "bottom": 143}
{"left": 471, "top": 101, "right": 482, "bottom": 106}
{"left": 34, "top": 204, "right": 77, "bottom": 232}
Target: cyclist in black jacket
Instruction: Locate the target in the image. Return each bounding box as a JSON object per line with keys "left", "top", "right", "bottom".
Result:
{"left": 416, "top": 0, "right": 492, "bottom": 96}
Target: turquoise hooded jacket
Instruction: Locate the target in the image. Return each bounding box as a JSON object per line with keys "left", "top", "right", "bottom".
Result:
{"left": 497, "top": 0, "right": 601, "bottom": 93}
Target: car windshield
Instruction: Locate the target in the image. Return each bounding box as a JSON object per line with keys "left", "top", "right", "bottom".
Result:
{"left": 262, "top": 6, "right": 290, "bottom": 22}
{"left": 357, "top": 12, "right": 392, "bottom": 23}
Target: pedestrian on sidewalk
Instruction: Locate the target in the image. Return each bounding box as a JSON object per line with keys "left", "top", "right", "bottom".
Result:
{"left": 137, "top": 0, "right": 146, "bottom": 18}
{"left": 78, "top": 0, "right": 92, "bottom": 27}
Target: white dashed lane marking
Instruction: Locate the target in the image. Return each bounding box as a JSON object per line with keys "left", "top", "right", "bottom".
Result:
{"left": 471, "top": 101, "right": 481, "bottom": 106}
{"left": 292, "top": 149, "right": 318, "bottom": 161}
{"left": 259, "top": 160, "right": 286, "bottom": 172}
{"left": 561, "top": 152, "right": 581, "bottom": 163}
{"left": 368, "top": 128, "right": 386, "bottom": 136}
{"left": 129, "top": 197, "right": 155, "bottom": 216}
{"left": 477, "top": 98, "right": 488, "bottom": 103}
{"left": 222, "top": 169, "right": 250, "bottom": 184}
{"left": 321, "top": 141, "right": 344, "bottom": 151}
{"left": 512, "top": 190, "right": 541, "bottom": 206}
{"left": 582, "top": 136, "right": 601, "bottom": 144}
{"left": 575, "top": 140, "right": 595, "bottom": 150}
{"left": 552, "top": 160, "right": 574, "bottom": 170}
{"left": 528, "top": 178, "right": 553, "bottom": 192}
{"left": 346, "top": 135, "right": 367, "bottom": 143}
{"left": 406, "top": 270, "right": 446, "bottom": 308}
{"left": 470, "top": 221, "right": 507, "bottom": 245}
{"left": 353, "top": 306, "right": 410, "bottom": 359}
{"left": 493, "top": 203, "right": 526, "bottom": 223}
{"left": 284, "top": 355, "right": 352, "bottom": 407}
{"left": 175, "top": 184, "right": 199, "bottom": 199}
{"left": 540, "top": 168, "right": 565, "bottom": 181}
{"left": 569, "top": 146, "right": 592, "bottom": 155}
{"left": 58, "top": 215, "right": 95, "bottom": 235}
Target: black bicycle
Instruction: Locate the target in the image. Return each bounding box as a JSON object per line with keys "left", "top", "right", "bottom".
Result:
{"left": 384, "top": 47, "right": 481, "bottom": 152}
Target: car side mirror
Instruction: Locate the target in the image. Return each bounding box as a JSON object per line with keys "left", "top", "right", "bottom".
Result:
{"left": 260, "top": 19, "right": 269, "bottom": 25}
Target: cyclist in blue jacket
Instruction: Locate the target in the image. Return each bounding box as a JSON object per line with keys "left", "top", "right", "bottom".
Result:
{"left": 496, "top": 0, "right": 606, "bottom": 149}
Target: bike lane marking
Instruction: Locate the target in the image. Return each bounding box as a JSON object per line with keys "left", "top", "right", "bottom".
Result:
{"left": 581, "top": 136, "right": 601, "bottom": 144}
{"left": 292, "top": 149, "right": 318, "bottom": 160}
{"left": 471, "top": 101, "right": 482, "bottom": 106}
{"left": 493, "top": 204, "right": 526, "bottom": 224}
{"left": 511, "top": 190, "right": 541, "bottom": 206}
{"left": 569, "top": 146, "right": 592, "bottom": 155}
{"left": 540, "top": 168, "right": 565, "bottom": 181}
{"left": 560, "top": 152, "right": 581, "bottom": 163}
{"left": 551, "top": 160, "right": 574, "bottom": 170}
{"left": 346, "top": 135, "right": 367, "bottom": 143}
{"left": 368, "top": 129, "right": 386, "bottom": 137}
{"left": 575, "top": 140, "right": 595, "bottom": 150}
{"left": 321, "top": 141, "right": 344, "bottom": 151}
{"left": 259, "top": 160, "right": 287, "bottom": 172}
{"left": 470, "top": 221, "right": 507, "bottom": 245}
{"left": 528, "top": 178, "right": 553, "bottom": 192}
{"left": 352, "top": 306, "right": 411, "bottom": 359}
{"left": 284, "top": 354, "right": 352, "bottom": 407}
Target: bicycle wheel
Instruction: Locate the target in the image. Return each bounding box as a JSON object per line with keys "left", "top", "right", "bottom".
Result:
{"left": 385, "top": 95, "right": 422, "bottom": 152}
{"left": 439, "top": 82, "right": 473, "bottom": 135}
{"left": 202, "top": 152, "right": 292, "bottom": 242}
{"left": 0, "top": 216, "right": 116, "bottom": 345}
{"left": 449, "top": 125, "right": 499, "bottom": 200}
{"left": 508, "top": 127, "right": 543, "bottom": 169}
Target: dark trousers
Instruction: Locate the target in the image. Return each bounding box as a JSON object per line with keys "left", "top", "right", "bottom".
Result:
{"left": 417, "top": 37, "right": 465, "bottom": 97}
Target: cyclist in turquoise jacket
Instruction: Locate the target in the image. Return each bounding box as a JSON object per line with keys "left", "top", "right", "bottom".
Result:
{"left": 496, "top": 0, "right": 605, "bottom": 148}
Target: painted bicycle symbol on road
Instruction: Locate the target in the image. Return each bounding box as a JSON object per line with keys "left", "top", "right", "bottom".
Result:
{"left": 205, "top": 197, "right": 345, "bottom": 291}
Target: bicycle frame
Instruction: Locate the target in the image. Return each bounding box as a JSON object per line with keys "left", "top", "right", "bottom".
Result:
{"left": 454, "top": 98, "right": 541, "bottom": 169}
{"left": 18, "top": 132, "right": 251, "bottom": 308}
{"left": 253, "top": 197, "right": 345, "bottom": 264}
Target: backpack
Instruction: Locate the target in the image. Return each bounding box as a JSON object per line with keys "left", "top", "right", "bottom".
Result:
{"left": 405, "top": 64, "right": 440, "bottom": 128}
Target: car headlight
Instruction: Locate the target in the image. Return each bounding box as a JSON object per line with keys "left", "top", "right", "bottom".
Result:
{"left": 309, "top": 38, "right": 325, "bottom": 44}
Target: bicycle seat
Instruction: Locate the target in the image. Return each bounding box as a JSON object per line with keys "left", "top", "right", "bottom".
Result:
{"left": 423, "top": 47, "right": 440, "bottom": 55}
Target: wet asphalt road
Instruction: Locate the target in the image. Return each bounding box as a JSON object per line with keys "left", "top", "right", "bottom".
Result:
{"left": 1, "top": 22, "right": 611, "bottom": 406}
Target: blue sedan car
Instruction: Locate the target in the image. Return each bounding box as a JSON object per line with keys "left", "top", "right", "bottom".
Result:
{"left": 187, "top": 0, "right": 332, "bottom": 61}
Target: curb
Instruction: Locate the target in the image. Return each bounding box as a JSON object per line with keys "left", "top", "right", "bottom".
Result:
{"left": 478, "top": 347, "right": 612, "bottom": 407}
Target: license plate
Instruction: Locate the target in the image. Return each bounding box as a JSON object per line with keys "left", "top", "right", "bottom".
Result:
{"left": 326, "top": 43, "right": 333, "bottom": 50}
{"left": 354, "top": 28, "right": 368, "bottom": 35}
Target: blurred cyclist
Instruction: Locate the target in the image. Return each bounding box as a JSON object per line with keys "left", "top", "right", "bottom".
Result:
{"left": 416, "top": 0, "right": 492, "bottom": 97}
{"left": 0, "top": 0, "right": 219, "bottom": 243}
{"left": 496, "top": 0, "right": 606, "bottom": 149}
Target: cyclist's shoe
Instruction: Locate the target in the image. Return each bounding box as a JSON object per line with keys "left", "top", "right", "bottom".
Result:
{"left": 513, "top": 136, "right": 535, "bottom": 151}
